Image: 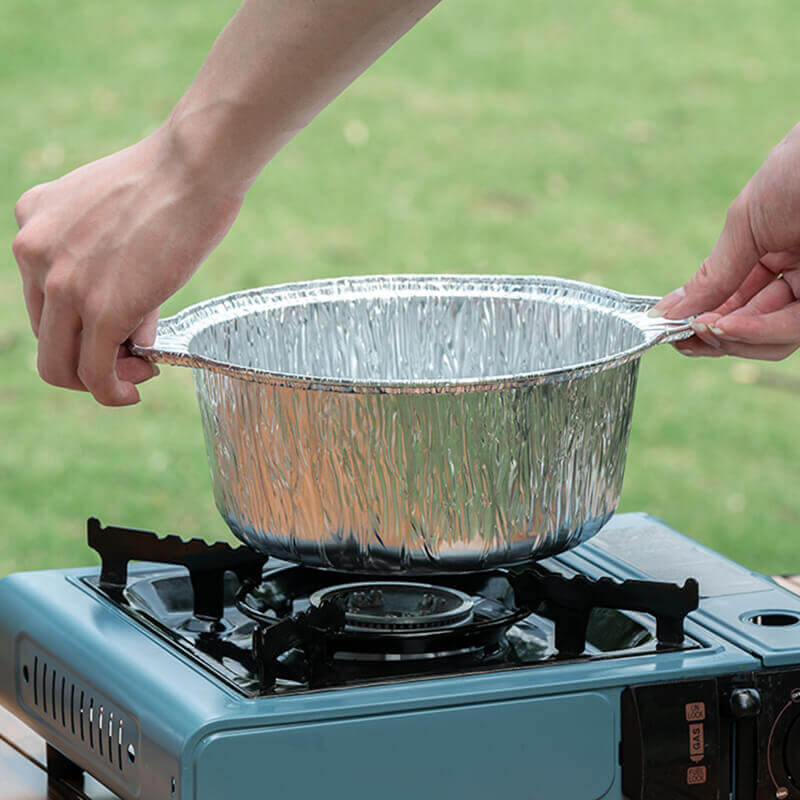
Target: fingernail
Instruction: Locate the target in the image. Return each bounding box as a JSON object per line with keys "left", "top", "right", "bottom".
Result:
{"left": 690, "top": 321, "right": 723, "bottom": 349}
{"left": 678, "top": 348, "right": 696, "bottom": 357}
{"left": 651, "top": 286, "right": 686, "bottom": 314}
{"left": 709, "top": 326, "right": 725, "bottom": 337}
{"left": 646, "top": 307, "right": 663, "bottom": 318}
{"left": 152, "top": 364, "right": 160, "bottom": 376}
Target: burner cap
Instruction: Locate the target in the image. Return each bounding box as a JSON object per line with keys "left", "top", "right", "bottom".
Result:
{"left": 309, "top": 582, "right": 475, "bottom": 632}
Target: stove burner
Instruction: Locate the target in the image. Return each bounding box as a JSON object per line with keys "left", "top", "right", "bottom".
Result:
{"left": 309, "top": 582, "right": 475, "bottom": 632}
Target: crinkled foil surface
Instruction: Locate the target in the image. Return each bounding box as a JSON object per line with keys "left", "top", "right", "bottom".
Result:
{"left": 141, "top": 275, "right": 687, "bottom": 573}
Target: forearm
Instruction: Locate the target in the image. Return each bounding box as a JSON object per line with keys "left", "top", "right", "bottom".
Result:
{"left": 165, "top": 0, "right": 439, "bottom": 193}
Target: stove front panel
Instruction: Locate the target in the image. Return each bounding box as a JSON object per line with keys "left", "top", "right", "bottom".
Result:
{"left": 192, "top": 691, "right": 618, "bottom": 800}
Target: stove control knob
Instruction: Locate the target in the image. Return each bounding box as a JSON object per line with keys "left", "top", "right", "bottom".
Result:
{"left": 730, "top": 688, "right": 761, "bottom": 719}
{"left": 783, "top": 715, "right": 800, "bottom": 791}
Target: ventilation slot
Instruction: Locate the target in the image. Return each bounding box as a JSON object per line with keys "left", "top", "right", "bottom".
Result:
{"left": 79, "top": 690, "right": 85, "bottom": 742}
{"left": 88, "top": 697, "right": 94, "bottom": 751}
{"left": 42, "top": 661, "right": 48, "bottom": 715}
{"left": 50, "top": 667, "right": 57, "bottom": 723}
{"left": 70, "top": 683, "right": 75, "bottom": 735}
{"left": 60, "top": 676, "right": 66, "bottom": 728}
{"left": 17, "top": 640, "right": 140, "bottom": 788}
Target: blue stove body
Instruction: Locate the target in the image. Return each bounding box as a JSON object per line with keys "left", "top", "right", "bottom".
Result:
{"left": 1, "top": 513, "right": 800, "bottom": 800}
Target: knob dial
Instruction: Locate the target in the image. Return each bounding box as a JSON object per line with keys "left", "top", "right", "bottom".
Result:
{"left": 730, "top": 687, "right": 761, "bottom": 719}
{"left": 785, "top": 715, "right": 800, "bottom": 789}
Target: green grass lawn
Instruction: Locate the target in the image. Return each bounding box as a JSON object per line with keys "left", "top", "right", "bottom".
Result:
{"left": 2, "top": 0, "right": 799, "bottom": 576}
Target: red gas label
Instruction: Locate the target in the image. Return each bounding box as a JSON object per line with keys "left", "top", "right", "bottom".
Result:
{"left": 689, "top": 723, "right": 705, "bottom": 762}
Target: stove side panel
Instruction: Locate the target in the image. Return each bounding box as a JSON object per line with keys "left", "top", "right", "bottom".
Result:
{"left": 0, "top": 571, "right": 233, "bottom": 800}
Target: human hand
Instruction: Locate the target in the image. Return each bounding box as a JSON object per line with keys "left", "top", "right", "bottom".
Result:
{"left": 653, "top": 122, "right": 800, "bottom": 360}
{"left": 12, "top": 129, "right": 244, "bottom": 405}
{"left": 13, "top": 0, "right": 439, "bottom": 406}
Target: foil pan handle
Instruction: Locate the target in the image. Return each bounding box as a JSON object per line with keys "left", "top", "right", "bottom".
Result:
{"left": 127, "top": 332, "right": 200, "bottom": 368}
{"left": 619, "top": 293, "right": 694, "bottom": 346}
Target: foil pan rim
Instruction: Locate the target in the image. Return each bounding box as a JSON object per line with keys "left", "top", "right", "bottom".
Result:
{"left": 136, "top": 343, "right": 654, "bottom": 393}
{"left": 131, "top": 274, "right": 692, "bottom": 394}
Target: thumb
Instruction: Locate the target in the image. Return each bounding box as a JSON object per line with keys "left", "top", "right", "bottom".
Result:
{"left": 655, "top": 190, "right": 764, "bottom": 319}
{"left": 114, "top": 307, "right": 161, "bottom": 386}
{"left": 129, "top": 307, "right": 160, "bottom": 347}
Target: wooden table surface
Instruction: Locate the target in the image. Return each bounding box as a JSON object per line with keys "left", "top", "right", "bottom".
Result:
{"left": 4, "top": 574, "right": 800, "bottom": 799}
{"left": 0, "top": 705, "right": 118, "bottom": 800}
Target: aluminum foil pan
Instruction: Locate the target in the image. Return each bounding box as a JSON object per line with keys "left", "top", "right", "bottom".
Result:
{"left": 132, "top": 275, "right": 691, "bottom": 573}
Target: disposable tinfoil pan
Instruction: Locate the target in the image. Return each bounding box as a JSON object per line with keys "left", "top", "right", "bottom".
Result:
{"left": 132, "top": 275, "right": 692, "bottom": 573}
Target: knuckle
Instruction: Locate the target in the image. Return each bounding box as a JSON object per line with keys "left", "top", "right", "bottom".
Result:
{"left": 724, "top": 205, "right": 740, "bottom": 232}
{"left": 94, "top": 392, "right": 124, "bottom": 407}
{"left": 12, "top": 225, "right": 49, "bottom": 266}
{"left": 80, "top": 294, "right": 104, "bottom": 323}
{"left": 37, "top": 361, "right": 55, "bottom": 385}
{"left": 12, "top": 230, "right": 34, "bottom": 264}
{"left": 76, "top": 362, "right": 102, "bottom": 392}
{"left": 14, "top": 187, "right": 41, "bottom": 225}
{"left": 772, "top": 346, "right": 797, "bottom": 362}
{"left": 726, "top": 191, "right": 748, "bottom": 221}
{"left": 37, "top": 357, "right": 70, "bottom": 389}
{"left": 694, "top": 257, "right": 713, "bottom": 286}
{"left": 724, "top": 192, "right": 752, "bottom": 238}
{"left": 11, "top": 233, "right": 25, "bottom": 264}
{"left": 43, "top": 270, "right": 76, "bottom": 303}
{"left": 82, "top": 378, "right": 120, "bottom": 406}
{"left": 76, "top": 364, "right": 117, "bottom": 406}
{"left": 89, "top": 306, "right": 120, "bottom": 337}
{"left": 80, "top": 292, "right": 108, "bottom": 321}
{"left": 84, "top": 300, "right": 127, "bottom": 339}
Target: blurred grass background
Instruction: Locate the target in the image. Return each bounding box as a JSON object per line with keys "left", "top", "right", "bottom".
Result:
{"left": 2, "top": 0, "right": 799, "bottom": 576}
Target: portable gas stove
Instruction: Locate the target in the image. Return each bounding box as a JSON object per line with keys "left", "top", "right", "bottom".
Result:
{"left": 2, "top": 513, "right": 800, "bottom": 800}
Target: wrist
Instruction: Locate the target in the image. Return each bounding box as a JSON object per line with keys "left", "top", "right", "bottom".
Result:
{"left": 158, "top": 95, "right": 293, "bottom": 197}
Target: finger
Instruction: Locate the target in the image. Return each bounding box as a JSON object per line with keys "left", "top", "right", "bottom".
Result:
{"left": 778, "top": 263, "right": 800, "bottom": 298}
{"left": 711, "top": 260, "right": 776, "bottom": 316}
{"left": 130, "top": 307, "right": 159, "bottom": 347}
{"left": 13, "top": 224, "right": 48, "bottom": 337}
{"left": 688, "top": 313, "right": 725, "bottom": 351}
{"left": 713, "top": 299, "right": 800, "bottom": 345}
{"left": 78, "top": 323, "right": 140, "bottom": 406}
{"left": 726, "top": 274, "right": 795, "bottom": 318}
{"left": 21, "top": 281, "right": 45, "bottom": 337}
{"left": 36, "top": 296, "right": 85, "bottom": 391}
{"left": 760, "top": 250, "right": 800, "bottom": 272}
{"left": 675, "top": 330, "right": 797, "bottom": 360}
{"left": 115, "top": 307, "right": 161, "bottom": 385}
{"left": 116, "top": 356, "right": 159, "bottom": 384}
{"left": 673, "top": 335, "right": 726, "bottom": 358}
{"left": 654, "top": 190, "right": 764, "bottom": 319}
{"left": 712, "top": 341, "right": 798, "bottom": 361}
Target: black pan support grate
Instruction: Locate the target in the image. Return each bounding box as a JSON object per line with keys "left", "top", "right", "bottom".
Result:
{"left": 507, "top": 568, "right": 699, "bottom": 658}
{"left": 86, "top": 519, "right": 700, "bottom": 691}
{"left": 238, "top": 567, "right": 700, "bottom": 688}
{"left": 87, "top": 518, "right": 268, "bottom": 624}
